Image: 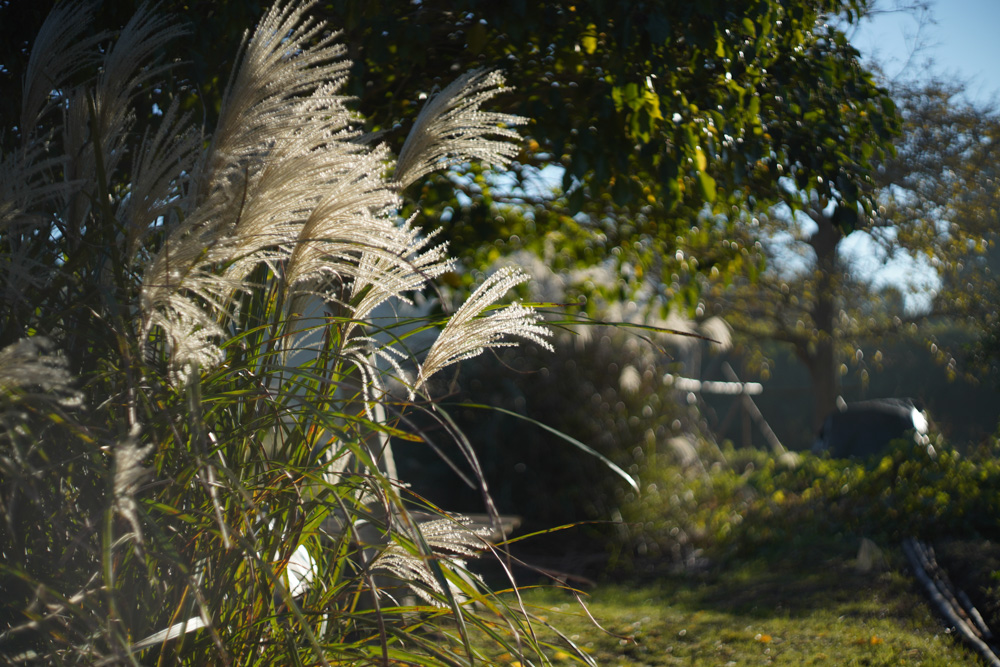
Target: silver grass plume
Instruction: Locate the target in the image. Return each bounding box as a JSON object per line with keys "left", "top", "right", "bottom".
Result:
{"left": 113, "top": 429, "right": 154, "bottom": 550}
{"left": 0, "top": 338, "right": 82, "bottom": 408}
{"left": 90, "top": 6, "right": 188, "bottom": 182}
{"left": 417, "top": 267, "right": 553, "bottom": 390}
{"left": 343, "top": 221, "right": 454, "bottom": 339}
{"left": 139, "top": 1, "right": 545, "bottom": 388}
{"left": 395, "top": 69, "right": 526, "bottom": 189}
{"left": 120, "top": 97, "right": 200, "bottom": 264}
{"left": 154, "top": 308, "right": 228, "bottom": 386}
{"left": 370, "top": 517, "right": 489, "bottom": 605}
{"left": 341, "top": 338, "right": 410, "bottom": 418}
{"left": 0, "top": 146, "right": 69, "bottom": 312}
{"left": 19, "top": 1, "right": 108, "bottom": 139}
{"left": 0, "top": 142, "right": 67, "bottom": 232}
{"left": 140, "top": 3, "right": 369, "bottom": 381}
{"left": 5, "top": 2, "right": 104, "bottom": 305}
{"left": 141, "top": 129, "right": 390, "bottom": 383}
{"left": 281, "top": 142, "right": 403, "bottom": 292}
{"left": 198, "top": 0, "right": 352, "bottom": 197}
{"left": 218, "top": 84, "right": 388, "bottom": 288}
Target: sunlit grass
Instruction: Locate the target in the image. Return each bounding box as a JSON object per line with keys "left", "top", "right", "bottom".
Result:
{"left": 506, "top": 548, "right": 978, "bottom": 666}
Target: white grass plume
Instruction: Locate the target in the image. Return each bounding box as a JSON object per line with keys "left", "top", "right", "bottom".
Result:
{"left": 20, "top": 1, "right": 108, "bottom": 139}
{"left": 141, "top": 0, "right": 359, "bottom": 379}
{"left": 113, "top": 434, "right": 154, "bottom": 548}
{"left": 395, "top": 69, "right": 526, "bottom": 189}
{"left": 0, "top": 337, "right": 82, "bottom": 408}
{"left": 282, "top": 142, "right": 403, "bottom": 292}
{"left": 342, "top": 339, "right": 410, "bottom": 418}
{"left": 199, "top": 0, "right": 353, "bottom": 197}
{"left": 121, "top": 97, "right": 200, "bottom": 264}
{"left": 138, "top": 2, "right": 541, "bottom": 388}
{"left": 91, "top": 6, "right": 187, "bottom": 181}
{"left": 0, "top": 145, "right": 71, "bottom": 313}
{"left": 417, "top": 267, "right": 553, "bottom": 390}
{"left": 345, "top": 221, "right": 454, "bottom": 336}
{"left": 370, "top": 516, "right": 489, "bottom": 606}
{"left": 5, "top": 1, "right": 105, "bottom": 300}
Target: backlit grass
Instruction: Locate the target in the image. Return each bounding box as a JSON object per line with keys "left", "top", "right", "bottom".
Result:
{"left": 501, "top": 542, "right": 979, "bottom": 665}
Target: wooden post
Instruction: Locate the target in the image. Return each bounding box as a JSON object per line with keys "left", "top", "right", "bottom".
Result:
{"left": 722, "top": 363, "right": 786, "bottom": 455}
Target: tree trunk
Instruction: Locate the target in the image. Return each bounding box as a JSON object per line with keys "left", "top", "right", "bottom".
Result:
{"left": 805, "top": 210, "right": 843, "bottom": 431}
{"left": 798, "top": 338, "right": 839, "bottom": 433}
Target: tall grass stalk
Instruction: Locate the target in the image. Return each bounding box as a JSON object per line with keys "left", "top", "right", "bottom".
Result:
{"left": 0, "top": 1, "right": 563, "bottom": 663}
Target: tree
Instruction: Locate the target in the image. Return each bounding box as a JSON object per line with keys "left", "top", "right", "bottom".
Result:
{"left": 324, "top": 1, "right": 900, "bottom": 303}
{"left": 707, "top": 78, "right": 1000, "bottom": 430}
{"left": 0, "top": 0, "right": 899, "bottom": 302}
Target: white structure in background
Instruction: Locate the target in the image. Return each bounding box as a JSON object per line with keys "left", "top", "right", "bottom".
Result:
{"left": 665, "top": 375, "right": 762, "bottom": 396}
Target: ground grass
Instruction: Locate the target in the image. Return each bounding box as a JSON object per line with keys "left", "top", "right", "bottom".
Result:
{"left": 496, "top": 540, "right": 981, "bottom": 666}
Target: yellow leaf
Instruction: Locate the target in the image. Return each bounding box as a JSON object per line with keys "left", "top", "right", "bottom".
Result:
{"left": 581, "top": 24, "right": 598, "bottom": 54}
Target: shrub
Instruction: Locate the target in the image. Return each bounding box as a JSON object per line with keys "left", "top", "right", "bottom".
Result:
{"left": 615, "top": 438, "right": 1000, "bottom": 573}
{"left": 0, "top": 2, "right": 569, "bottom": 663}
{"left": 407, "top": 324, "right": 706, "bottom": 566}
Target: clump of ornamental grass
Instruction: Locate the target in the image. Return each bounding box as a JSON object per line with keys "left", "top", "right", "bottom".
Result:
{"left": 0, "top": 2, "right": 578, "bottom": 664}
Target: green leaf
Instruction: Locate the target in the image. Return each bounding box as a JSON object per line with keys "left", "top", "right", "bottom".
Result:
{"left": 697, "top": 171, "right": 717, "bottom": 202}
{"left": 624, "top": 82, "right": 641, "bottom": 109}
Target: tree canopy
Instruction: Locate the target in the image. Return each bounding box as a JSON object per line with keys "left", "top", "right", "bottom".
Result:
{"left": 323, "top": 0, "right": 899, "bottom": 300}
{"left": 0, "top": 0, "right": 899, "bottom": 300}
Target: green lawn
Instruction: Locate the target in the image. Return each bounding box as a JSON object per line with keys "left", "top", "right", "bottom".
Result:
{"left": 497, "top": 544, "right": 980, "bottom": 666}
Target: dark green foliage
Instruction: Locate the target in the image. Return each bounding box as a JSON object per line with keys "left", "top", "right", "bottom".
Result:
{"left": 713, "top": 321, "right": 1000, "bottom": 452}
{"left": 709, "top": 78, "right": 1000, "bottom": 431}
{"left": 323, "top": 0, "right": 898, "bottom": 301}
{"left": 402, "top": 326, "right": 707, "bottom": 563}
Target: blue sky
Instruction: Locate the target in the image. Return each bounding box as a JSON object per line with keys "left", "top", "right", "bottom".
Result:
{"left": 832, "top": 0, "right": 1000, "bottom": 311}
{"left": 851, "top": 0, "right": 1000, "bottom": 102}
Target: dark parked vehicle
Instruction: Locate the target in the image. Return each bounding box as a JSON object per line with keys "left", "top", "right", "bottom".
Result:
{"left": 812, "top": 398, "right": 929, "bottom": 459}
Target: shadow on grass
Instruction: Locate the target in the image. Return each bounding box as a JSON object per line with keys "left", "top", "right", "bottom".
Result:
{"left": 507, "top": 538, "right": 981, "bottom": 666}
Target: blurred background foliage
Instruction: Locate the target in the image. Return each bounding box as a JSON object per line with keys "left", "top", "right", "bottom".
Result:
{"left": 0, "top": 0, "right": 898, "bottom": 301}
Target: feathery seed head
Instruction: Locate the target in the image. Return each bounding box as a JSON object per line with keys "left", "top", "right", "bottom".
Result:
{"left": 418, "top": 267, "right": 553, "bottom": 389}
{"left": 20, "top": 1, "right": 109, "bottom": 139}
{"left": 135, "top": 1, "right": 540, "bottom": 390}
{"left": 0, "top": 337, "right": 82, "bottom": 407}
{"left": 395, "top": 69, "right": 526, "bottom": 189}
{"left": 370, "top": 516, "right": 489, "bottom": 605}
